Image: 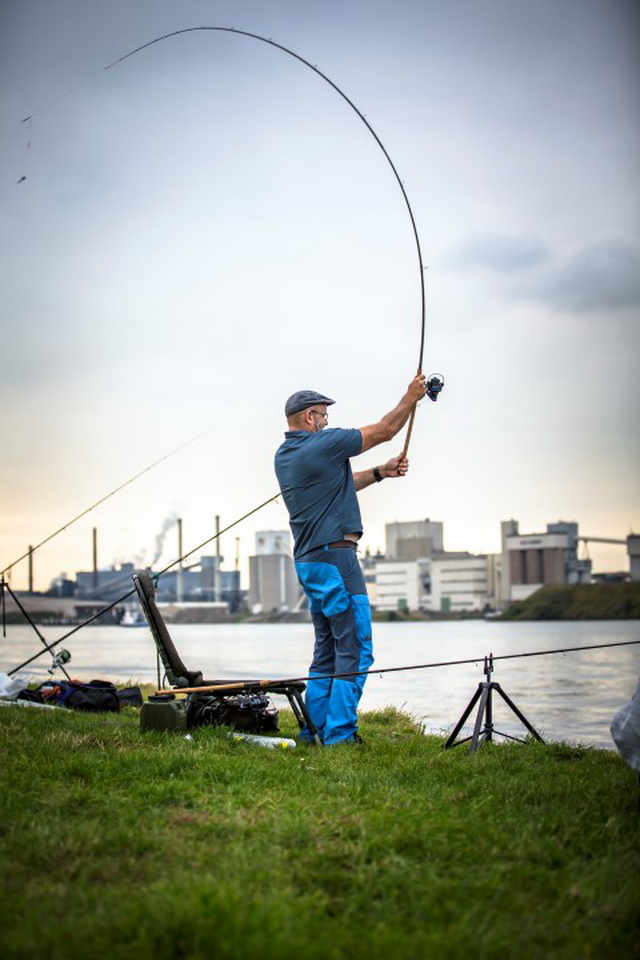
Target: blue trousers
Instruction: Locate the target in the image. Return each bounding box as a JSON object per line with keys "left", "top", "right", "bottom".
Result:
{"left": 295, "top": 546, "right": 373, "bottom": 744}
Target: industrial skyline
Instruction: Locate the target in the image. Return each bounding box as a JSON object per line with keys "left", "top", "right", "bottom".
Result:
{"left": 17, "top": 512, "right": 636, "bottom": 601}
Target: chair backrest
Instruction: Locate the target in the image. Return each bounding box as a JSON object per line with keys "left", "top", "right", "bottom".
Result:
{"left": 133, "top": 571, "right": 203, "bottom": 687}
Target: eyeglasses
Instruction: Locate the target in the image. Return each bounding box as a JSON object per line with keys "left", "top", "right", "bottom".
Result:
{"left": 309, "top": 409, "right": 329, "bottom": 420}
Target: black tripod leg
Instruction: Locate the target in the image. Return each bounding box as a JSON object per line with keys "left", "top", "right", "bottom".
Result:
{"left": 286, "top": 690, "right": 305, "bottom": 730}
{"left": 494, "top": 683, "right": 544, "bottom": 743}
{"left": 470, "top": 684, "right": 491, "bottom": 753}
{"left": 486, "top": 683, "right": 493, "bottom": 741}
{"left": 288, "top": 689, "right": 323, "bottom": 746}
{"left": 444, "top": 684, "right": 483, "bottom": 748}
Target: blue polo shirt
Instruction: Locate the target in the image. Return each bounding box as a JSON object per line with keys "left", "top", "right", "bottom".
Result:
{"left": 274, "top": 427, "right": 363, "bottom": 559}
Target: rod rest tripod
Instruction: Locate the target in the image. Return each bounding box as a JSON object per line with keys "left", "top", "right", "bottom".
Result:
{"left": 444, "top": 653, "right": 544, "bottom": 753}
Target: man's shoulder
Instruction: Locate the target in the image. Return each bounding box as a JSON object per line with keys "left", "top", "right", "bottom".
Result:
{"left": 296, "top": 427, "right": 361, "bottom": 452}
{"left": 319, "top": 426, "right": 359, "bottom": 440}
{"left": 275, "top": 427, "right": 361, "bottom": 461}
{"left": 322, "top": 426, "right": 362, "bottom": 451}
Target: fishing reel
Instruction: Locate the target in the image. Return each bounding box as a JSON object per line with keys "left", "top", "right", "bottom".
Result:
{"left": 426, "top": 373, "right": 445, "bottom": 402}
{"left": 48, "top": 648, "right": 71, "bottom": 675}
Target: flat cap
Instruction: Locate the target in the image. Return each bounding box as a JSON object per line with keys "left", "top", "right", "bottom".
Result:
{"left": 285, "top": 390, "right": 335, "bottom": 418}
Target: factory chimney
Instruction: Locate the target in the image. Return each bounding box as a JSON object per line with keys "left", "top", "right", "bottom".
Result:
{"left": 177, "top": 518, "right": 183, "bottom": 602}
{"left": 92, "top": 528, "right": 98, "bottom": 589}
{"left": 214, "top": 515, "right": 221, "bottom": 602}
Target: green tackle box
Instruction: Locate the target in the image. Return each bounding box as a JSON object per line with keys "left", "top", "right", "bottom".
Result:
{"left": 140, "top": 696, "right": 188, "bottom": 732}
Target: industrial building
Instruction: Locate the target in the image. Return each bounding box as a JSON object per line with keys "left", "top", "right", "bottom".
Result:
{"left": 385, "top": 519, "right": 443, "bottom": 560}
{"left": 428, "top": 553, "right": 501, "bottom": 613}
{"left": 368, "top": 521, "right": 501, "bottom": 614}
{"left": 501, "top": 520, "right": 591, "bottom": 603}
{"left": 373, "top": 558, "right": 428, "bottom": 612}
{"left": 248, "top": 530, "right": 302, "bottom": 614}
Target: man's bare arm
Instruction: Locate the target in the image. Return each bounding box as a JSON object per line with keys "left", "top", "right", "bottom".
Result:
{"left": 359, "top": 374, "right": 426, "bottom": 453}
{"left": 353, "top": 455, "right": 409, "bottom": 491}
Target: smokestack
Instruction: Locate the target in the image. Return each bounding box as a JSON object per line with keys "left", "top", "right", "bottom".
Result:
{"left": 215, "top": 515, "right": 221, "bottom": 602}
{"left": 234, "top": 537, "right": 241, "bottom": 612}
{"left": 177, "top": 518, "right": 183, "bottom": 602}
{"left": 92, "top": 527, "right": 98, "bottom": 589}
{"left": 28, "top": 546, "right": 33, "bottom": 593}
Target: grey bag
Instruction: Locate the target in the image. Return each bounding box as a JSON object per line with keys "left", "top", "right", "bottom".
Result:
{"left": 610, "top": 679, "right": 640, "bottom": 772}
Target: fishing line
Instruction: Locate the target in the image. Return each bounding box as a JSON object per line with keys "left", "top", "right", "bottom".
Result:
{"left": 281, "top": 638, "right": 640, "bottom": 686}
{"left": 156, "top": 638, "right": 640, "bottom": 695}
{"left": 1, "top": 423, "right": 223, "bottom": 577}
{"left": 7, "top": 492, "right": 280, "bottom": 675}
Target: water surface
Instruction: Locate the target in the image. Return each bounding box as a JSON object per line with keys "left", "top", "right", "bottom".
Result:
{"left": 4, "top": 619, "right": 639, "bottom": 749}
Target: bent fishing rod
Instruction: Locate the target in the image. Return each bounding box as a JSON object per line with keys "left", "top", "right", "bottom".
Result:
{"left": 104, "top": 27, "right": 446, "bottom": 449}
{"left": 105, "top": 26, "right": 427, "bottom": 362}
{"left": 21, "top": 27, "right": 441, "bottom": 449}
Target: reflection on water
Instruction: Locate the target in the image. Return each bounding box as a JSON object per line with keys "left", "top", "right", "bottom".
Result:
{"left": 3, "top": 619, "right": 639, "bottom": 749}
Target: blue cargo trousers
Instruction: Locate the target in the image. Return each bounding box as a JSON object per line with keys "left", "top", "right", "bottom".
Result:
{"left": 295, "top": 545, "right": 373, "bottom": 744}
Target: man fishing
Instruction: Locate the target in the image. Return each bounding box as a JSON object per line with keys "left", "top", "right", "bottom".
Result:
{"left": 274, "top": 373, "right": 427, "bottom": 745}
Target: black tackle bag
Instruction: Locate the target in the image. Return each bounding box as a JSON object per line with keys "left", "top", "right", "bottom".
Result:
{"left": 57, "top": 680, "right": 120, "bottom": 713}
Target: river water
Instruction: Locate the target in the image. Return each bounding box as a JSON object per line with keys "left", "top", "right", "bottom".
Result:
{"left": 3, "top": 620, "right": 639, "bottom": 749}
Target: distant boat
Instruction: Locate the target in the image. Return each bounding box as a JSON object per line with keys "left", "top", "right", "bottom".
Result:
{"left": 119, "top": 605, "right": 146, "bottom": 628}
{"left": 483, "top": 610, "right": 502, "bottom": 620}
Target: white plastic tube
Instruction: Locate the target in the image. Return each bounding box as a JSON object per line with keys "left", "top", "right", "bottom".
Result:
{"left": 228, "top": 732, "right": 296, "bottom": 750}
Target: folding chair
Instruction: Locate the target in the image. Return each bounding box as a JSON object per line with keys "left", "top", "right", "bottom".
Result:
{"left": 133, "top": 571, "right": 321, "bottom": 743}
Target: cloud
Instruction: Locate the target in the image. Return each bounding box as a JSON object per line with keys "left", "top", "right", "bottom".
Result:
{"left": 450, "top": 233, "right": 552, "bottom": 273}
{"left": 523, "top": 235, "right": 640, "bottom": 313}
{"left": 450, "top": 233, "right": 640, "bottom": 314}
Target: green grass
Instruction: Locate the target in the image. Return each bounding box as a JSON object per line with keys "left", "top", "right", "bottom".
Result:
{"left": 1, "top": 701, "right": 638, "bottom": 959}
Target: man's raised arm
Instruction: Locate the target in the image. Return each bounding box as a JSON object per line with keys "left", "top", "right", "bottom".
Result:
{"left": 358, "top": 374, "right": 427, "bottom": 453}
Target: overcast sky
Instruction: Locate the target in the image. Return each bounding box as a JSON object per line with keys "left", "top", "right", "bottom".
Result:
{"left": 1, "top": 0, "right": 638, "bottom": 590}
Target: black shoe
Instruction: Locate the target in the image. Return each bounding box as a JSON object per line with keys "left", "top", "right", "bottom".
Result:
{"left": 326, "top": 731, "right": 366, "bottom": 746}
{"left": 338, "top": 732, "right": 366, "bottom": 746}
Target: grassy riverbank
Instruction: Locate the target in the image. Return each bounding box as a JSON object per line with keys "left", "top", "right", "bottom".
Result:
{"left": 502, "top": 582, "right": 640, "bottom": 620}
{"left": 1, "top": 703, "right": 638, "bottom": 959}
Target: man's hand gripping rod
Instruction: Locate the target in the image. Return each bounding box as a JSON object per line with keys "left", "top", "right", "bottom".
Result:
{"left": 401, "top": 372, "right": 445, "bottom": 457}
